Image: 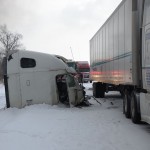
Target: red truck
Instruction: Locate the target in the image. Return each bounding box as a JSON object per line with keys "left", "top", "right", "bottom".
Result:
{"left": 76, "top": 61, "right": 91, "bottom": 83}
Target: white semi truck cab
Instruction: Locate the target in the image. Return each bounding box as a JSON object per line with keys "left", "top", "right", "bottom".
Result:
{"left": 3, "top": 50, "right": 84, "bottom": 108}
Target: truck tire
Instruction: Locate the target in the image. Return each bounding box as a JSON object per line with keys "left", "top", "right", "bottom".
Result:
{"left": 93, "top": 82, "right": 105, "bottom": 98}
{"left": 93, "top": 82, "right": 96, "bottom": 97}
{"left": 130, "top": 92, "right": 141, "bottom": 124}
{"left": 93, "top": 82, "right": 99, "bottom": 98}
{"left": 99, "top": 84, "right": 105, "bottom": 98}
{"left": 123, "top": 90, "right": 131, "bottom": 118}
{"left": 120, "top": 91, "right": 124, "bottom": 97}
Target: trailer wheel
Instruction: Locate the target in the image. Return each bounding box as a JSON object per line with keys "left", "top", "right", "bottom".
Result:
{"left": 120, "top": 91, "right": 124, "bottom": 97}
{"left": 99, "top": 88, "right": 105, "bottom": 98}
{"left": 123, "top": 90, "right": 131, "bottom": 118}
{"left": 130, "top": 92, "right": 141, "bottom": 124}
{"left": 99, "top": 83, "right": 105, "bottom": 98}
{"left": 93, "top": 82, "right": 98, "bottom": 98}
{"left": 93, "top": 82, "right": 105, "bottom": 98}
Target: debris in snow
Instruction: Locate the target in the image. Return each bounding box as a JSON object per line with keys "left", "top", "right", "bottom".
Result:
{"left": 86, "top": 95, "right": 102, "bottom": 105}
{"left": 110, "top": 101, "right": 114, "bottom": 105}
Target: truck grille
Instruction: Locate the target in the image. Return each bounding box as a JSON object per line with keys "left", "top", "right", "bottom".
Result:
{"left": 84, "top": 74, "right": 89, "bottom": 78}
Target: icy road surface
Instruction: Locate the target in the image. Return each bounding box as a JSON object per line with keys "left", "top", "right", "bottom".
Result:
{"left": 0, "top": 83, "right": 150, "bottom": 150}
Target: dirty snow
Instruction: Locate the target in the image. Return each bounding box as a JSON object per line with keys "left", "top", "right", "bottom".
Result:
{"left": 0, "top": 83, "right": 150, "bottom": 150}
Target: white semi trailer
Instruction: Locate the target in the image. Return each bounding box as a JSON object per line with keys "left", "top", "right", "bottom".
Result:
{"left": 90, "top": 0, "right": 150, "bottom": 124}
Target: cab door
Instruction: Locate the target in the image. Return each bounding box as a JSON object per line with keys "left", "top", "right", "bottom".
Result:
{"left": 66, "top": 75, "right": 84, "bottom": 107}
{"left": 66, "top": 75, "right": 77, "bottom": 107}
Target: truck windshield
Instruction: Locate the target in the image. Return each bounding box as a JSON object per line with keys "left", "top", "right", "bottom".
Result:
{"left": 67, "top": 62, "right": 76, "bottom": 70}
{"left": 78, "top": 68, "right": 90, "bottom": 72}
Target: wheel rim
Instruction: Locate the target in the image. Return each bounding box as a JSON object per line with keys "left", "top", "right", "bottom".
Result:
{"left": 131, "top": 97, "right": 135, "bottom": 118}
{"left": 124, "top": 94, "right": 128, "bottom": 113}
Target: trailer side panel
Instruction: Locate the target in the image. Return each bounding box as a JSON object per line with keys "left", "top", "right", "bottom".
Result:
{"left": 90, "top": 0, "right": 140, "bottom": 86}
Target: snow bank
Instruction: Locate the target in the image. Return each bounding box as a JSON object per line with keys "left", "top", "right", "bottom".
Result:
{"left": 0, "top": 83, "right": 150, "bottom": 150}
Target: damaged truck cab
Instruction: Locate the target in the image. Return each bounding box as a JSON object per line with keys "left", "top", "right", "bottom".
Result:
{"left": 3, "top": 50, "right": 84, "bottom": 108}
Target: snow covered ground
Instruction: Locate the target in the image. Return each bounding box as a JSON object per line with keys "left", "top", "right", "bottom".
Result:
{"left": 0, "top": 84, "right": 6, "bottom": 109}
{"left": 0, "top": 83, "right": 150, "bottom": 150}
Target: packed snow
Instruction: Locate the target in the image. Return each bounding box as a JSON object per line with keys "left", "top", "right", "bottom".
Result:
{"left": 0, "top": 83, "right": 150, "bottom": 150}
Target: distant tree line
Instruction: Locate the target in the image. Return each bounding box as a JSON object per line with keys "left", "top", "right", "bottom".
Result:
{"left": 0, "top": 24, "right": 24, "bottom": 82}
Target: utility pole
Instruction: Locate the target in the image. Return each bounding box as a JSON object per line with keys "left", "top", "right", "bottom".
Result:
{"left": 70, "top": 46, "right": 74, "bottom": 60}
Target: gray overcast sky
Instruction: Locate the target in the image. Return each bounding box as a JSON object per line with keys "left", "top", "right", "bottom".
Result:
{"left": 0, "top": 0, "right": 122, "bottom": 62}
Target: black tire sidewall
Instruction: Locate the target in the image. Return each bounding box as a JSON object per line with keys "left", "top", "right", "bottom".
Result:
{"left": 131, "top": 92, "right": 141, "bottom": 124}
{"left": 123, "top": 90, "right": 131, "bottom": 118}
